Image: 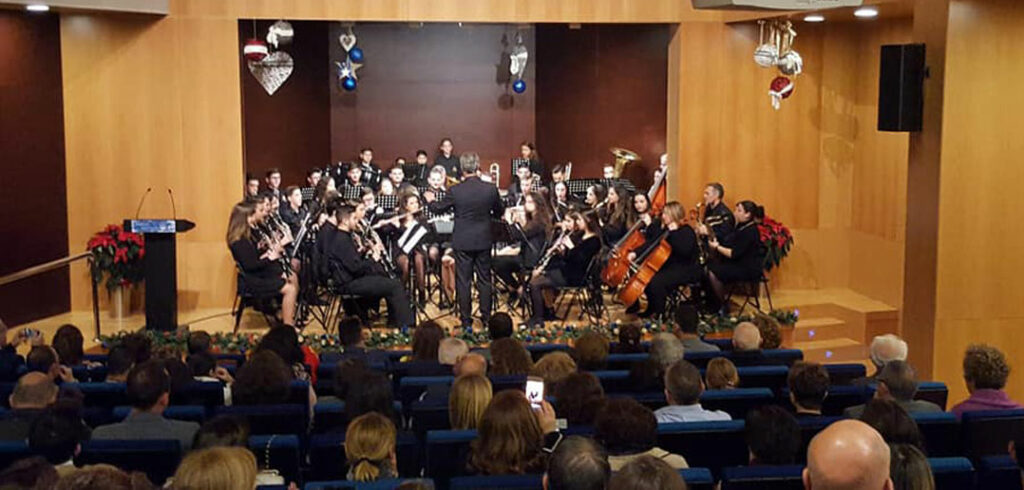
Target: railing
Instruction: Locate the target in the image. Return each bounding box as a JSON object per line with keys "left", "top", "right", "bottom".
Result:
{"left": 0, "top": 252, "right": 101, "bottom": 339}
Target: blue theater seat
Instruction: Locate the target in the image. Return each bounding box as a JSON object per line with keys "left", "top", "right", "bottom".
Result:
{"left": 76, "top": 439, "right": 182, "bottom": 485}
{"left": 916, "top": 382, "right": 949, "bottom": 410}
{"left": 216, "top": 353, "right": 247, "bottom": 367}
{"left": 305, "top": 480, "right": 434, "bottom": 490}
{"left": 316, "top": 361, "right": 388, "bottom": 383}
{"left": 112, "top": 405, "right": 206, "bottom": 425}
{"left": 0, "top": 440, "right": 31, "bottom": 471}
{"left": 312, "top": 401, "right": 404, "bottom": 434}
{"left": 72, "top": 364, "right": 108, "bottom": 382}
{"left": 823, "top": 364, "right": 866, "bottom": 386}
{"left": 700, "top": 388, "right": 775, "bottom": 419}
{"left": 680, "top": 467, "right": 715, "bottom": 490}
{"left": 657, "top": 420, "right": 748, "bottom": 472}
{"left": 977, "top": 455, "right": 1023, "bottom": 490}
{"left": 82, "top": 406, "right": 116, "bottom": 428}
{"left": 525, "top": 343, "right": 570, "bottom": 361}
{"left": 249, "top": 435, "right": 301, "bottom": 484}
{"left": 633, "top": 391, "right": 668, "bottom": 411}
{"left": 707, "top": 338, "right": 733, "bottom": 350}
{"left": 912, "top": 412, "right": 960, "bottom": 457}
{"left": 64, "top": 382, "right": 129, "bottom": 408}
{"left": 684, "top": 351, "right": 725, "bottom": 369}
{"left": 961, "top": 409, "right": 1024, "bottom": 460}
{"left": 449, "top": 474, "right": 542, "bottom": 489}
{"left": 410, "top": 400, "right": 451, "bottom": 433}
{"left": 398, "top": 375, "right": 454, "bottom": 405}
{"left": 928, "top": 457, "right": 975, "bottom": 490}
{"left": 734, "top": 366, "right": 789, "bottom": 391}
{"left": 216, "top": 404, "right": 308, "bottom": 436}
{"left": 797, "top": 416, "right": 844, "bottom": 463}
{"left": 0, "top": 383, "right": 14, "bottom": 408}
{"left": 591, "top": 370, "right": 632, "bottom": 393}
{"left": 720, "top": 465, "right": 805, "bottom": 490}
{"left": 174, "top": 381, "right": 227, "bottom": 409}
{"left": 606, "top": 352, "right": 648, "bottom": 370}
{"left": 307, "top": 432, "right": 420, "bottom": 482}
{"left": 489, "top": 374, "right": 528, "bottom": 393}
{"left": 391, "top": 361, "right": 451, "bottom": 380}
{"left": 425, "top": 429, "right": 476, "bottom": 482}
{"left": 821, "top": 385, "right": 870, "bottom": 415}
{"left": 83, "top": 354, "right": 108, "bottom": 364}
{"left": 757, "top": 349, "right": 804, "bottom": 367}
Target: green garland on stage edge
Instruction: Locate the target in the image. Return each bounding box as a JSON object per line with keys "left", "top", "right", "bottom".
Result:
{"left": 95, "top": 309, "right": 797, "bottom": 355}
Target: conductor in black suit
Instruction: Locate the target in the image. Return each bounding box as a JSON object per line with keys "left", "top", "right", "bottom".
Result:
{"left": 425, "top": 153, "right": 505, "bottom": 328}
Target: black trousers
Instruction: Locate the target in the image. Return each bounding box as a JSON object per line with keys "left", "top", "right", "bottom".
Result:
{"left": 644, "top": 265, "right": 704, "bottom": 315}
{"left": 343, "top": 275, "right": 414, "bottom": 328}
{"left": 492, "top": 255, "right": 524, "bottom": 289}
{"left": 529, "top": 269, "right": 567, "bottom": 326}
{"left": 454, "top": 248, "right": 492, "bottom": 327}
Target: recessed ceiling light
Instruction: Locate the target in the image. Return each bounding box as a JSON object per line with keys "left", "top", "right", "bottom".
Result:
{"left": 854, "top": 7, "right": 879, "bottom": 18}
{"left": 26, "top": 4, "right": 50, "bottom": 12}
{"left": 804, "top": 14, "right": 825, "bottom": 22}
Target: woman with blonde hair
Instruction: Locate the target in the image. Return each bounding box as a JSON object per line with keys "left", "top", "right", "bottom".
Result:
{"left": 625, "top": 201, "right": 702, "bottom": 318}
{"left": 531, "top": 351, "right": 578, "bottom": 389}
{"left": 449, "top": 374, "right": 493, "bottom": 430}
{"left": 705, "top": 357, "right": 740, "bottom": 390}
{"left": 226, "top": 201, "right": 298, "bottom": 326}
{"left": 171, "top": 446, "right": 257, "bottom": 490}
{"left": 345, "top": 412, "right": 398, "bottom": 482}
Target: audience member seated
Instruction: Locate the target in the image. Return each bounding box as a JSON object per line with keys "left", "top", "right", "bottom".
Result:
{"left": 92, "top": 360, "right": 200, "bottom": 451}
{"left": 951, "top": 343, "right": 1022, "bottom": 419}
{"left": 705, "top": 357, "right": 739, "bottom": 390}
{"left": 420, "top": 353, "right": 489, "bottom": 405}
{"left": 856, "top": 334, "right": 908, "bottom": 386}
{"left": 655, "top": 360, "right": 730, "bottom": 423}
{"left": 553, "top": 372, "right": 606, "bottom": 426}
{"left": 612, "top": 323, "right": 644, "bottom": 354}
{"left": 531, "top": 352, "right": 578, "bottom": 390}
{"left": 745, "top": 405, "right": 801, "bottom": 465}
{"left": 475, "top": 313, "right": 514, "bottom": 360}
{"left": 54, "top": 463, "right": 153, "bottom": 490}
{"left": 231, "top": 351, "right": 292, "bottom": 406}
{"left": 335, "top": 316, "right": 389, "bottom": 367}
{"left": 345, "top": 412, "right": 398, "bottom": 482}
{"left": 859, "top": 399, "right": 925, "bottom": 452}
{"left": 449, "top": 374, "right": 492, "bottom": 430}
{"left": 192, "top": 415, "right": 250, "bottom": 450}
{"left": 630, "top": 333, "right": 684, "bottom": 392}
{"left": 345, "top": 371, "right": 397, "bottom": 424}
{"left": 403, "top": 322, "right": 447, "bottom": 376}
{"left": 170, "top": 446, "right": 257, "bottom": 490}
{"left": 889, "top": 443, "right": 934, "bottom": 490}
{"left": 318, "top": 358, "right": 369, "bottom": 404}
{"left": 29, "top": 408, "right": 90, "bottom": 477}
{"left": 843, "top": 361, "right": 941, "bottom": 418}
{"left": 731, "top": 322, "right": 762, "bottom": 355}
{"left": 544, "top": 435, "right": 610, "bottom": 490}
{"left": 26, "top": 346, "right": 75, "bottom": 383}
{"left": 187, "top": 330, "right": 212, "bottom": 356}
{"left": 439, "top": 337, "right": 470, "bottom": 367}
{"left": 121, "top": 332, "right": 154, "bottom": 365}
{"left": 788, "top": 361, "right": 830, "bottom": 418}
{"left": 0, "top": 372, "right": 58, "bottom": 440}
{"left": 257, "top": 326, "right": 312, "bottom": 382}
{"left": 52, "top": 325, "right": 94, "bottom": 368}
{"left": 674, "top": 305, "right": 719, "bottom": 353}
{"left": 607, "top": 454, "right": 688, "bottom": 490}
{"left": 0, "top": 322, "right": 31, "bottom": 383}
{"left": 105, "top": 345, "right": 135, "bottom": 383}
{"left": 803, "top": 420, "right": 894, "bottom": 490}
{"left": 573, "top": 332, "right": 610, "bottom": 371}
{"left": 186, "top": 353, "right": 233, "bottom": 405}
{"left": 596, "top": 398, "right": 688, "bottom": 471}
{"left": 490, "top": 338, "right": 534, "bottom": 376}
{"left": 753, "top": 315, "right": 783, "bottom": 350}
{"left": 468, "top": 390, "right": 561, "bottom": 475}
{"left": 0, "top": 456, "right": 59, "bottom": 490}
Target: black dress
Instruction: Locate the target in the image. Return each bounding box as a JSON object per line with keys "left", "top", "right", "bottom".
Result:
{"left": 229, "top": 237, "right": 285, "bottom": 296}
{"left": 642, "top": 227, "right": 703, "bottom": 315}
{"left": 435, "top": 154, "right": 460, "bottom": 181}
{"left": 708, "top": 221, "right": 764, "bottom": 283}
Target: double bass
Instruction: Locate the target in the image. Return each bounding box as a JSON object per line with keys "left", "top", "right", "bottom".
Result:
{"left": 600, "top": 158, "right": 669, "bottom": 286}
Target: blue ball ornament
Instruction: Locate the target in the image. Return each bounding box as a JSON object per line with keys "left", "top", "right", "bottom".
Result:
{"left": 512, "top": 78, "right": 527, "bottom": 94}
{"left": 349, "top": 47, "right": 365, "bottom": 63}
{"left": 341, "top": 76, "right": 357, "bottom": 92}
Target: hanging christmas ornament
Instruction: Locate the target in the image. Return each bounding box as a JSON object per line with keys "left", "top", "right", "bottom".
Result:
{"left": 753, "top": 20, "right": 779, "bottom": 68}
{"left": 339, "top": 27, "right": 357, "bottom": 52}
{"left": 769, "top": 76, "right": 795, "bottom": 110}
{"left": 266, "top": 20, "right": 294, "bottom": 49}
{"left": 349, "top": 46, "right": 365, "bottom": 63}
{"left": 243, "top": 38, "right": 269, "bottom": 62}
{"left": 509, "top": 32, "right": 529, "bottom": 80}
{"left": 775, "top": 21, "right": 802, "bottom": 76}
{"left": 778, "top": 50, "right": 803, "bottom": 76}
{"left": 341, "top": 76, "right": 357, "bottom": 92}
{"left": 335, "top": 59, "right": 362, "bottom": 81}
{"left": 248, "top": 51, "right": 294, "bottom": 95}
{"left": 512, "top": 79, "right": 527, "bottom": 94}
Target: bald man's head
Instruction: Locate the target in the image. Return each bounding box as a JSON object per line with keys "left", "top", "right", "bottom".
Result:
{"left": 10, "top": 372, "right": 58, "bottom": 410}
{"left": 803, "top": 420, "right": 894, "bottom": 490}
{"left": 454, "top": 353, "right": 487, "bottom": 377}
{"left": 733, "top": 322, "right": 762, "bottom": 351}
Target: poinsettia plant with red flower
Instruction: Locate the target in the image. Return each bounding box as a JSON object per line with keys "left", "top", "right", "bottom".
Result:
{"left": 87, "top": 224, "right": 145, "bottom": 291}
{"left": 758, "top": 216, "right": 794, "bottom": 271}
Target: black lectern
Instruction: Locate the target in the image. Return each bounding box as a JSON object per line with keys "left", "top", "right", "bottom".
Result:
{"left": 123, "top": 219, "right": 195, "bottom": 331}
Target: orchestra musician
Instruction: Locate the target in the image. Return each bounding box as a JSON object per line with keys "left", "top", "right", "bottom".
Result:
{"left": 245, "top": 174, "right": 260, "bottom": 200}
{"left": 625, "top": 202, "right": 702, "bottom": 318}
{"left": 387, "top": 163, "right": 405, "bottom": 191}
{"left": 358, "top": 148, "right": 382, "bottom": 191}
{"left": 494, "top": 191, "right": 553, "bottom": 302}
{"left": 706, "top": 201, "right": 766, "bottom": 311}
{"left": 508, "top": 164, "right": 536, "bottom": 205}
{"left": 341, "top": 162, "right": 364, "bottom": 192}
{"left": 602, "top": 184, "right": 636, "bottom": 244}
{"left": 528, "top": 210, "right": 602, "bottom": 328}
{"left": 424, "top": 153, "right": 505, "bottom": 329}
{"left": 518, "top": 141, "right": 544, "bottom": 178}
{"left": 328, "top": 203, "right": 414, "bottom": 329}
{"left": 227, "top": 201, "right": 298, "bottom": 326}
{"left": 379, "top": 178, "right": 396, "bottom": 197}
{"left": 585, "top": 184, "right": 608, "bottom": 218}
{"left": 313, "top": 175, "right": 337, "bottom": 205}
{"left": 551, "top": 181, "right": 572, "bottom": 222}
{"left": 306, "top": 168, "right": 322, "bottom": 188}
{"left": 435, "top": 138, "right": 460, "bottom": 181}
{"left": 280, "top": 186, "right": 305, "bottom": 236}
{"left": 264, "top": 168, "right": 283, "bottom": 203}
{"left": 426, "top": 166, "right": 448, "bottom": 195}
{"left": 410, "top": 150, "right": 430, "bottom": 187}
{"left": 375, "top": 193, "right": 433, "bottom": 305}
{"left": 696, "top": 182, "right": 735, "bottom": 241}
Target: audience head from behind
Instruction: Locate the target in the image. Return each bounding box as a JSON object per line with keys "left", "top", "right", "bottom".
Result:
{"left": 607, "top": 454, "right": 688, "bottom": 490}
{"left": 454, "top": 353, "right": 488, "bottom": 378}
{"left": 596, "top": 398, "right": 689, "bottom": 471}
{"left": 953, "top": 343, "right": 1021, "bottom": 417}
{"left": 488, "top": 313, "right": 514, "bottom": 341}
{"left": 490, "top": 338, "right": 533, "bottom": 376}
{"left": 469, "top": 390, "right": 548, "bottom": 475}
{"left": 889, "top": 443, "right": 935, "bottom": 490}
{"left": 650, "top": 333, "right": 685, "bottom": 372}
{"left": 449, "top": 374, "right": 493, "bottom": 430}
{"left": 859, "top": 399, "right": 924, "bottom": 451}
{"left": 788, "top": 361, "right": 830, "bottom": 416}
{"left": 873, "top": 361, "right": 921, "bottom": 403}
{"left": 256, "top": 325, "right": 305, "bottom": 370}
{"left": 732, "top": 322, "right": 762, "bottom": 352}
{"left": 338, "top": 316, "right": 366, "bottom": 349}
{"left": 333, "top": 358, "right": 370, "bottom": 401}
{"left": 554, "top": 372, "right": 606, "bottom": 426}
{"left": 345, "top": 370, "right": 395, "bottom": 422}
{"left": 803, "top": 419, "right": 894, "bottom": 490}
{"left": 412, "top": 322, "right": 445, "bottom": 362}
{"left": 192, "top": 415, "right": 250, "bottom": 450}
{"left": 675, "top": 304, "right": 700, "bottom": 336}
{"left": 0, "top": 456, "right": 59, "bottom": 490}
{"left": 231, "top": 350, "right": 292, "bottom": 406}
{"left": 573, "top": 332, "right": 610, "bottom": 371}
{"left": 121, "top": 332, "right": 153, "bottom": 365}
{"left": 186, "top": 352, "right": 218, "bottom": 379}
{"left": 171, "top": 446, "right": 257, "bottom": 490}
{"left": 870, "top": 334, "right": 908, "bottom": 373}
{"left": 439, "top": 337, "right": 470, "bottom": 366}
{"left": 10, "top": 372, "right": 58, "bottom": 410}
{"left": 55, "top": 463, "right": 152, "bottom": 490}
{"left": 126, "top": 360, "right": 171, "bottom": 414}
{"left": 26, "top": 346, "right": 59, "bottom": 377}
{"left": 657, "top": 359, "right": 731, "bottom": 423}
{"left": 187, "top": 330, "right": 212, "bottom": 356}
{"left": 745, "top": 405, "right": 801, "bottom": 465}
{"left": 345, "top": 412, "right": 398, "bottom": 482}
{"left": 532, "top": 352, "right": 578, "bottom": 389}
{"left": 616, "top": 323, "right": 643, "bottom": 353}
{"left": 106, "top": 344, "right": 135, "bottom": 383}
{"left": 753, "top": 315, "right": 783, "bottom": 350}
{"left": 52, "top": 324, "right": 85, "bottom": 367}
{"left": 544, "top": 436, "right": 610, "bottom": 490}
{"left": 705, "top": 357, "right": 739, "bottom": 390}
{"left": 28, "top": 408, "right": 89, "bottom": 466}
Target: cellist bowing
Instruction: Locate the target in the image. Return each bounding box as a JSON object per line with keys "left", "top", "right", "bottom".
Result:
{"left": 625, "top": 202, "right": 703, "bottom": 318}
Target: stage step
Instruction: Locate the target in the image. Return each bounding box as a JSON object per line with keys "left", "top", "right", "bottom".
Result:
{"left": 792, "top": 337, "right": 866, "bottom": 363}
{"left": 791, "top": 317, "right": 849, "bottom": 342}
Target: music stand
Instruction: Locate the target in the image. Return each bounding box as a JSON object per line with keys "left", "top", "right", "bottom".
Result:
{"left": 601, "top": 178, "right": 637, "bottom": 194}
{"left": 340, "top": 186, "right": 365, "bottom": 201}
{"left": 566, "top": 179, "right": 597, "bottom": 199}
{"left": 377, "top": 194, "right": 398, "bottom": 211}
{"left": 300, "top": 186, "right": 315, "bottom": 202}
{"left": 123, "top": 219, "right": 195, "bottom": 331}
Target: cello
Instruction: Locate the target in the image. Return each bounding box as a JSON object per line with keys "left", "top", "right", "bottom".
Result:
{"left": 617, "top": 229, "right": 671, "bottom": 307}
{"left": 600, "top": 158, "right": 669, "bottom": 286}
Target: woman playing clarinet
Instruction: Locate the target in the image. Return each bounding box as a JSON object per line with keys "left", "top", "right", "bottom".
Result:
{"left": 227, "top": 201, "right": 299, "bottom": 326}
{"left": 528, "top": 210, "right": 602, "bottom": 328}
{"left": 494, "top": 191, "right": 553, "bottom": 303}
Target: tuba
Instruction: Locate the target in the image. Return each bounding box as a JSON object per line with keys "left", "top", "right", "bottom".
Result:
{"left": 609, "top": 147, "right": 641, "bottom": 179}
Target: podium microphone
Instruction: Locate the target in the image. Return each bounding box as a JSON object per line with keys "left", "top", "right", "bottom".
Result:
{"left": 167, "top": 188, "right": 177, "bottom": 221}
{"left": 134, "top": 187, "right": 153, "bottom": 219}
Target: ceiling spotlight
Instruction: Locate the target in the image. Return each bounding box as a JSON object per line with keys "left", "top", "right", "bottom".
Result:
{"left": 804, "top": 14, "right": 825, "bottom": 22}
{"left": 854, "top": 7, "right": 879, "bottom": 18}
{"left": 26, "top": 4, "right": 50, "bottom": 11}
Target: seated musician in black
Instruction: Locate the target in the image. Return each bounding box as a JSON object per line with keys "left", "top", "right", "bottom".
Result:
{"left": 528, "top": 210, "right": 602, "bottom": 328}
{"left": 602, "top": 184, "right": 635, "bottom": 245}
{"left": 622, "top": 192, "right": 663, "bottom": 314}
{"left": 626, "top": 202, "right": 702, "bottom": 318}
{"left": 696, "top": 182, "right": 735, "bottom": 242}
{"left": 341, "top": 162, "right": 363, "bottom": 192}
{"left": 435, "top": 137, "right": 460, "bottom": 182}
{"left": 518, "top": 141, "right": 544, "bottom": 178}
{"left": 707, "top": 200, "right": 766, "bottom": 309}
{"left": 494, "top": 191, "right": 553, "bottom": 302}
{"left": 358, "top": 147, "right": 382, "bottom": 191}
{"left": 279, "top": 186, "right": 305, "bottom": 236}
{"left": 226, "top": 201, "right": 298, "bottom": 326}
{"left": 328, "top": 204, "right": 414, "bottom": 329}
{"left": 375, "top": 193, "right": 433, "bottom": 306}
{"left": 508, "top": 163, "right": 535, "bottom": 205}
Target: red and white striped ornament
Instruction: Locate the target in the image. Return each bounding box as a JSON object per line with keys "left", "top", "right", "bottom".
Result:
{"left": 243, "top": 38, "right": 269, "bottom": 62}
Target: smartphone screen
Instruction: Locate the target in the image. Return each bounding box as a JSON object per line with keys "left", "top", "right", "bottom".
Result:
{"left": 525, "top": 376, "right": 544, "bottom": 410}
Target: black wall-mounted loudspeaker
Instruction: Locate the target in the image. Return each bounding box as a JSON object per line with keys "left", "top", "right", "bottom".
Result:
{"left": 878, "top": 43, "right": 926, "bottom": 132}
